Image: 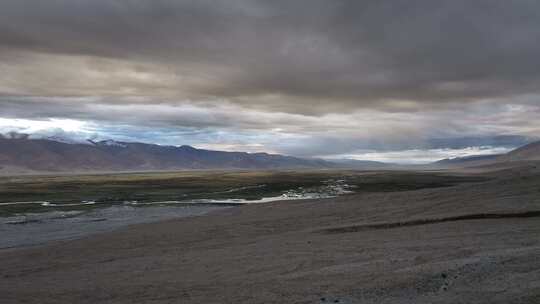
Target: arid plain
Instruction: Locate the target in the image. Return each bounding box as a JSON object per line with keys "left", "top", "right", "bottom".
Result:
{"left": 2, "top": 163, "right": 540, "bottom": 304}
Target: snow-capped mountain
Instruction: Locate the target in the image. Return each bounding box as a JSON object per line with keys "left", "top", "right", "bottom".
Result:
{"left": 0, "top": 135, "right": 334, "bottom": 173}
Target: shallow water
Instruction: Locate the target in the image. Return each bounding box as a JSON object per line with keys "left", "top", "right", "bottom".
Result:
{"left": 0, "top": 179, "right": 356, "bottom": 249}
{"left": 1, "top": 179, "right": 355, "bottom": 209}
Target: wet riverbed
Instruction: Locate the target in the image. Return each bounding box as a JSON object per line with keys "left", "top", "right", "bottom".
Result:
{"left": 0, "top": 179, "right": 355, "bottom": 249}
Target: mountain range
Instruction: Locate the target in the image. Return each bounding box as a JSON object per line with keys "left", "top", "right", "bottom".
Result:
{"left": 433, "top": 140, "right": 540, "bottom": 168}
{"left": 0, "top": 136, "right": 340, "bottom": 173}
{"left": 1, "top": 133, "right": 539, "bottom": 174}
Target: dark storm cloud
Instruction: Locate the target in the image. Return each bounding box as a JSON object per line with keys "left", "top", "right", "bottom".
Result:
{"left": 1, "top": 1, "right": 540, "bottom": 160}
{"left": 1, "top": 0, "right": 540, "bottom": 111}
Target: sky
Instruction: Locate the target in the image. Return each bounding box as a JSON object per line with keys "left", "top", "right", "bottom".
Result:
{"left": 1, "top": 0, "right": 540, "bottom": 163}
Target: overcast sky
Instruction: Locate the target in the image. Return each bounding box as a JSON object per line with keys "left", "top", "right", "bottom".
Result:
{"left": 1, "top": 0, "right": 540, "bottom": 163}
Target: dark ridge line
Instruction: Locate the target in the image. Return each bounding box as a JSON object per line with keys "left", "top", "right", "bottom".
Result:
{"left": 322, "top": 210, "right": 540, "bottom": 234}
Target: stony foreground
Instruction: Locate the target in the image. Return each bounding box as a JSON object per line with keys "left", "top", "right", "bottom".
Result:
{"left": 2, "top": 165, "right": 540, "bottom": 303}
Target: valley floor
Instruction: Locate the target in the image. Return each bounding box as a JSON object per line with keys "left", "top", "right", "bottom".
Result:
{"left": 1, "top": 165, "right": 540, "bottom": 303}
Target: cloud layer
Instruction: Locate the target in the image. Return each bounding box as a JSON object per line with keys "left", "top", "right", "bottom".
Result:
{"left": 1, "top": 1, "right": 539, "bottom": 161}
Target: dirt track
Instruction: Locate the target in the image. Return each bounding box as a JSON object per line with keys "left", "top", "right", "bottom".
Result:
{"left": 2, "top": 165, "right": 540, "bottom": 303}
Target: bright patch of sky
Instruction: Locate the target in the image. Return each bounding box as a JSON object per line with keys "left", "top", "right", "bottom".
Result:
{"left": 330, "top": 146, "right": 513, "bottom": 164}
{"left": 0, "top": 118, "right": 96, "bottom": 140}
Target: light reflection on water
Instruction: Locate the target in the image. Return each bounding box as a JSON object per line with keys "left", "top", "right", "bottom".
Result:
{"left": 0, "top": 179, "right": 356, "bottom": 249}
{"left": 1, "top": 179, "right": 356, "bottom": 210}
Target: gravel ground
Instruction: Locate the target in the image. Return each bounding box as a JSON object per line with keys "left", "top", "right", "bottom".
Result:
{"left": 1, "top": 165, "right": 540, "bottom": 303}
{"left": 0, "top": 205, "right": 228, "bottom": 249}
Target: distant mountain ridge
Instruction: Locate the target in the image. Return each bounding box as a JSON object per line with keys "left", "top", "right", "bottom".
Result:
{"left": 497, "top": 141, "right": 540, "bottom": 162}
{"left": 433, "top": 154, "right": 502, "bottom": 166}
{"left": 2, "top": 133, "right": 539, "bottom": 173}
{"left": 0, "top": 136, "right": 338, "bottom": 173}
{"left": 433, "top": 140, "right": 540, "bottom": 168}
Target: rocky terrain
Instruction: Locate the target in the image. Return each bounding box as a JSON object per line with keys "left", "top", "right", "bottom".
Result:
{"left": 1, "top": 163, "right": 540, "bottom": 303}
